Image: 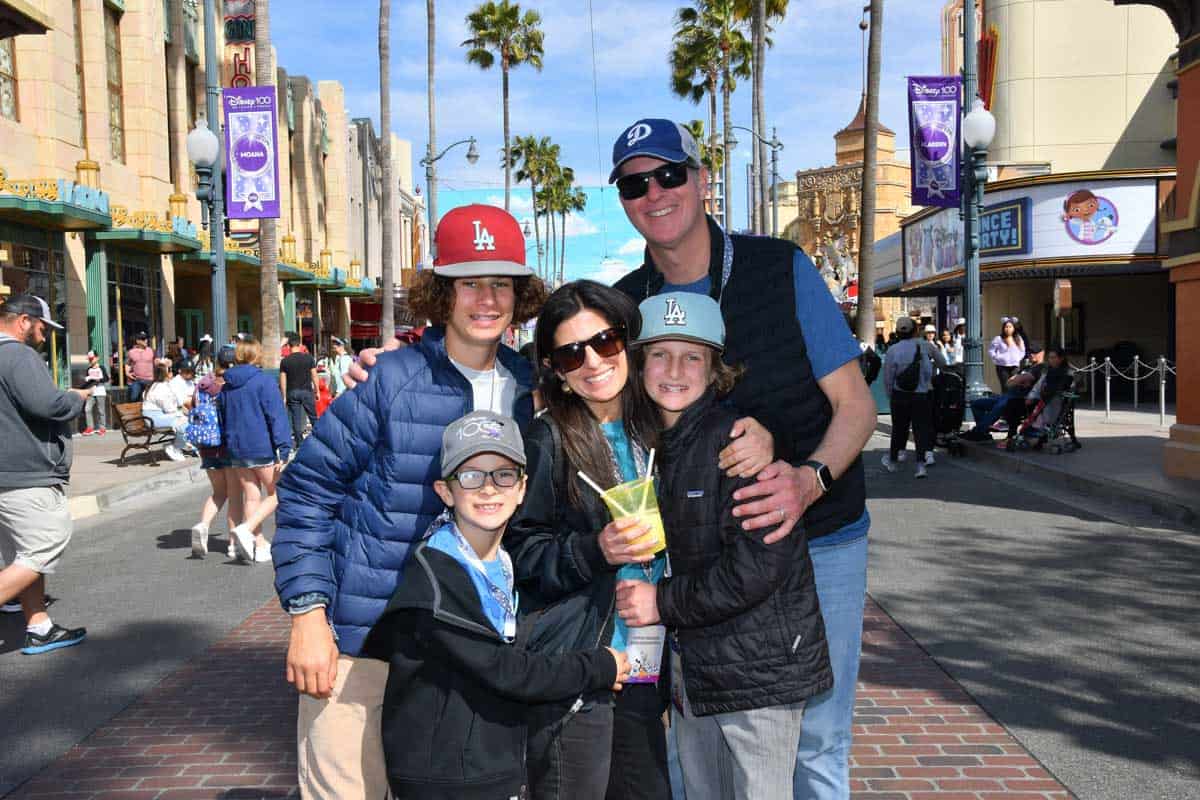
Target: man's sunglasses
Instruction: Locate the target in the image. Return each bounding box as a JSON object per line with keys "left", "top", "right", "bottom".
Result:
{"left": 449, "top": 467, "right": 525, "bottom": 490}
{"left": 615, "top": 162, "right": 690, "bottom": 201}
{"left": 548, "top": 326, "right": 627, "bottom": 373}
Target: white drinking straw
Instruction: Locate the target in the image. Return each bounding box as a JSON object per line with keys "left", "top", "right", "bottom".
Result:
{"left": 640, "top": 448, "right": 656, "bottom": 511}
{"left": 577, "top": 470, "right": 632, "bottom": 517}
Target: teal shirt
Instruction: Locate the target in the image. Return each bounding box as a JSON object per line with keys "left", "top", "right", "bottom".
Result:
{"left": 600, "top": 422, "right": 667, "bottom": 651}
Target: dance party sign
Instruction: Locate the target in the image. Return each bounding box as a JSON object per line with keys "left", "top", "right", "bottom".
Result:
{"left": 907, "top": 76, "right": 962, "bottom": 208}
{"left": 223, "top": 86, "right": 280, "bottom": 220}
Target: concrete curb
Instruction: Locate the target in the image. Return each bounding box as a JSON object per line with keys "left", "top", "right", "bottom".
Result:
{"left": 67, "top": 464, "right": 207, "bottom": 521}
{"left": 875, "top": 420, "right": 1199, "bottom": 526}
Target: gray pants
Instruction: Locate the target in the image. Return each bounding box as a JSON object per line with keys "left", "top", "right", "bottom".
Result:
{"left": 85, "top": 395, "right": 107, "bottom": 430}
{"left": 673, "top": 655, "right": 806, "bottom": 800}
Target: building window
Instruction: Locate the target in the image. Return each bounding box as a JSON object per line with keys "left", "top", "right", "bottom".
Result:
{"left": 0, "top": 38, "right": 17, "bottom": 122}
{"left": 73, "top": 0, "right": 87, "bottom": 147}
{"left": 108, "top": 252, "right": 163, "bottom": 384}
{"left": 105, "top": 6, "right": 125, "bottom": 162}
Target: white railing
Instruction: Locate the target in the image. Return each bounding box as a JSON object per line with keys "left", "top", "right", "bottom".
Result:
{"left": 1070, "top": 356, "right": 1177, "bottom": 426}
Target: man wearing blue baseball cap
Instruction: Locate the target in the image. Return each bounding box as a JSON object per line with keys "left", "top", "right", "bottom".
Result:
{"left": 610, "top": 118, "right": 877, "bottom": 800}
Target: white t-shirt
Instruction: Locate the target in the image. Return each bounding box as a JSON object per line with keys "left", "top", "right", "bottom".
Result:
{"left": 143, "top": 381, "right": 181, "bottom": 416}
{"left": 168, "top": 375, "right": 194, "bottom": 407}
{"left": 450, "top": 356, "right": 516, "bottom": 415}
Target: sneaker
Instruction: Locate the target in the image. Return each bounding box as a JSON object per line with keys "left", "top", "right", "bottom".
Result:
{"left": 81, "top": 428, "right": 94, "bottom": 436}
{"left": 230, "top": 524, "right": 256, "bottom": 562}
{"left": 880, "top": 454, "right": 897, "bottom": 473}
{"left": 990, "top": 420, "right": 1009, "bottom": 433}
{"left": 1, "top": 601, "right": 21, "bottom": 614}
{"left": 22, "top": 623, "right": 86, "bottom": 655}
{"left": 253, "top": 540, "right": 273, "bottom": 563}
{"left": 896, "top": 450, "right": 909, "bottom": 462}
{"left": 915, "top": 463, "right": 928, "bottom": 479}
{"left": 924, "top": 451, "right": 936, "bottom": 466}
{"left": 226, "top": 541, "right": 237, "bottom": 560}
{"left": 190, "top": 523, "right": 209, "bottom": 558}
{"left": 96, "top": 427, "right": 106, "bottom": 436}
{"left": 163, "top": 445, "right": 186, "bottom": 462}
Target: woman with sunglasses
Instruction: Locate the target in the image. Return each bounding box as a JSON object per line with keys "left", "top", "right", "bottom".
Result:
{"left": 507, "top": 280, "right": 773, "bottom": 800}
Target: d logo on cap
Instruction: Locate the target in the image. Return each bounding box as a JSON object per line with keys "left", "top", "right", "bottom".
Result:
{"left": 626, "top": 123, "right": 653, "bottom": 147}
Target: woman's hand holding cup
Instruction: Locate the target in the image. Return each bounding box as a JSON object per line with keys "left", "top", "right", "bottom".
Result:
{"left": 599, "top": 516, "right": 656, "bottom": 565}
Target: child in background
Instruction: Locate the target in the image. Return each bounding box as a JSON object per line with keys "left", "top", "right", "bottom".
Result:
{"left": 615, "top": 292, "right": 833, "bottom": 800}
{"left": 81, "top": 350, "right": 109, "bottom": 435}
{"left": 363, "top": 411, "right": 630, "bottom": 800}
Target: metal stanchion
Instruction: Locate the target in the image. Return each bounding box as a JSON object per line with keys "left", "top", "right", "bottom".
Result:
{"left": 1089, "top": 357, "right": 1096, "bottom": 408}
{"left": 1104, "top": 356, "right": 1112, "bottom": 421}
{"left": 1159, "top": 356, "right": 1167, "bottom": 428}
{"left": 1133, "top": 357, "right": 1139, "bottom": 409}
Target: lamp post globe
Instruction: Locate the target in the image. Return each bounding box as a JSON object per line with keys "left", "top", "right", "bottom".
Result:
{"left": 962, "top": 98, "right": 996, "bottom": 150}
{"left": 466, "top": 138, "right": 480, "bottom": 165}
{"left": 186, "top": 118, "right": 220, "bottom": 168}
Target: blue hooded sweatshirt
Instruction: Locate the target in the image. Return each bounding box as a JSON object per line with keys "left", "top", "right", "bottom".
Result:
{"left": 218, "top": 364, "right": 291, "bottom": 462}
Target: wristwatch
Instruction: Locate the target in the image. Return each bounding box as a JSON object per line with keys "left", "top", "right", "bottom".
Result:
{"left": 803, "top": 460, "right": 833, "bottom": 494}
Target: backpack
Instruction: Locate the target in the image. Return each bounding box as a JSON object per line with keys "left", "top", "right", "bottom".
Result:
{"left": 894, "top": 343, "right": 923, "bottom": 393}
{"left": 859, "top": 347, "right": 882, "bottom": 385}
{"left": 185, "top": 390, "right": 222, "bottom": 447}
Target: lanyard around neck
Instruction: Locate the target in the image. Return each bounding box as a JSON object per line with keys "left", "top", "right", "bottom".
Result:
{"left": 645, "top": 220, "right": 734, "bottom": 306}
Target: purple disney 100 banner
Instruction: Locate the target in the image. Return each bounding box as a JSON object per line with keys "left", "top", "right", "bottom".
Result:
{"left": 907, "top": 76, "right": 962, "bottom": 208}
{"left": 223, "top": 86, "right": 280, "bottom": 220}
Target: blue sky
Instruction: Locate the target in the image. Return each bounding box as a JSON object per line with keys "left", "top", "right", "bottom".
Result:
{"left": 273, "top": 0, "right": 943, "bottom": 282}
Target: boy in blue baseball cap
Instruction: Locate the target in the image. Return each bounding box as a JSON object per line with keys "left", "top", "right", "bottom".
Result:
{"left": 616, "top": 292, "right": 832, "bottom": 799}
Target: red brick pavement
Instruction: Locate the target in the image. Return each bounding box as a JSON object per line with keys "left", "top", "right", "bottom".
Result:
{"left": 5, "top": 598, "right": 1076, "bottom": 800}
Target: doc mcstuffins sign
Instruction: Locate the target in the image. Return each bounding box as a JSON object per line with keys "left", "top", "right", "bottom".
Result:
{"left": 907, "top": 76, "right": 962, "bottom": 208}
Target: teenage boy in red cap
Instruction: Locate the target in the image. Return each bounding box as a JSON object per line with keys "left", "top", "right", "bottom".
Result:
{"left": 272, "top": 205, "right": 547, "bottom": 798}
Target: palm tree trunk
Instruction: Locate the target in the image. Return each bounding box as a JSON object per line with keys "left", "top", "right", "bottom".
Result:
{"left": 708, "top": 78, "right": 718, "bottom": 219}
{"left": 530, "top": 181, "right": 541, "bottom": 279}
{"left": 856, "top": 0, "right": 883, "bottom": 343}
{"left": 254, "top": 0, "right": 280, "bottom": 369}
{"left": 559, "top": 209, "right": 566, "bottom": 284}
{"left": 380, "top": 0, "right": 395, "bottom": 342}
{"left": 754, "top": 0, "right": 768, "bottom": 235}
{"left": 426, "top": 0, "right": 437, "bottom": 245}
{"left": 547, "top": 209, "right": 556, "bottom": 282}
{"left": 721, "top": 61, "right": 733, "bottom": 231}
{"left": 502, "top": 65, "right": 511, "bottom": 211}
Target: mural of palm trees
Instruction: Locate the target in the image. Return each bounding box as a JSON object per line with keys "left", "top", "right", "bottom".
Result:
{"left": 510, "top": 134, "right": 559, "bottom": 280}
{"left": 463, "top": 1, "right": 544, "bottom": 212}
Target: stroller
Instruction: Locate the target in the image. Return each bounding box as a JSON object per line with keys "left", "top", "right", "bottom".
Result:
{"left": 931, "top": 369, "right": 967, "bottom": 456}
{"left": 1006, "top": 370, "right": 1084, "bottom": 454}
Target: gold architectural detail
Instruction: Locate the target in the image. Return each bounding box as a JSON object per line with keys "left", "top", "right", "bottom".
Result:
{"left": 0, "top": 167, "right": 60, "bottom": 202}
{"left": 75, "top": 160, "right": 101, "bottom": 189}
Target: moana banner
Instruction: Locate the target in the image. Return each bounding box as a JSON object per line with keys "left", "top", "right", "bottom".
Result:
{"left": 907, "top": 76, "right": 962, "bottom": 208}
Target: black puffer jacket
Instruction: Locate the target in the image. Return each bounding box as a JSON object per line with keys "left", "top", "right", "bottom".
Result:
{"left": 656, "top": 390, "right": 833, "bottom": 716}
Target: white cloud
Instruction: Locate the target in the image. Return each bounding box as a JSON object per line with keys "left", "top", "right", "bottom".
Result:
{"left": 617, "top": 237, "right": 645, "bottom": 255}
{"left": 564, "top": 213, "right": 598, "bottom": 237}
{"left": 576, "top": 258, "right": 634, "bottom": 286}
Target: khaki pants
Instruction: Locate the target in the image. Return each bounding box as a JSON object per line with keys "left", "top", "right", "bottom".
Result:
{"left": 297, "top": 654, "right": 389, "bottom": 799}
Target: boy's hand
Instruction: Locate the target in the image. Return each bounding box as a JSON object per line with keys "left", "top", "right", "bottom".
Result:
{"left": 344, "top": 339, "right": 401, "bottom": 389}
{"left": 717, "top": 416, "right": 774, "bottom": 477}
{"left": 286, "top": 609, "right": 339, "bottom": 699}
{"left": 599, "top": 517, "right": 655, "bottom": 565}
{"left": 606, "top": 647, "right": 631, "bottom": 691}
{"left": 615, "top": 580, "right": 660, "bottom": 627}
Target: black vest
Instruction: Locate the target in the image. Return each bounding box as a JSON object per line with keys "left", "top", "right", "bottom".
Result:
{"left": 614, "top": 218, "right": 866, "bottom": 539}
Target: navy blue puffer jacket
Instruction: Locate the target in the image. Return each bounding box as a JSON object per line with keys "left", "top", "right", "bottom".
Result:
{"left": 271, "top": 327, "right": 535, "bottom": 655}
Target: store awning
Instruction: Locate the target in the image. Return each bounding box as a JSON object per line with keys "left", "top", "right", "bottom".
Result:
{"left": 899, "top": 256, "right": 1164, "bottom": 293}
{"left": 0, "top": 0, "right": 52, "bottom": 38}
{"left": 0, "top": 194, "right": 110, "bottom": 231}
{"left": 179, "top": 250, "right": 262, "bottom": 269}
{"left": 92, "top": 228, "right": 202, "bottom": 254}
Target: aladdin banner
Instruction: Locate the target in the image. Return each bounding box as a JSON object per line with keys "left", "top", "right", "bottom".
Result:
{"left": 223, "top": 86, "right": 280, "bottom": 219}
{"left": 907, "top": 76, "right": 962, "bottom": 208}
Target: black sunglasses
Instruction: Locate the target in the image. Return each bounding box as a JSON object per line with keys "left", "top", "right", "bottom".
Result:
{"left": 449, "top": 467, "right": 525, "bottom": 491}
{"left": 548, "top": 326, "right": 627, "bottom": 373}
{"left": 615, "top": 162, "right": 690, "bottom": 201}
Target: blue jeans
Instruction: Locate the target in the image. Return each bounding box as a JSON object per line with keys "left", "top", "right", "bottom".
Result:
{"left": 142, "top": 408, "right": 187, "bottom": 451}
{"left": 794, "top": 523, "right": 869, "bottom": 800}
{"left": 969, "top": 395, "right": 1008, "bottom": 432}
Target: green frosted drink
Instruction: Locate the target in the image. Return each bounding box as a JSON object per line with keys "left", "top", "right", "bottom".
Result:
{"left": 600, "top": 476, "right": 666, "bottom": 556}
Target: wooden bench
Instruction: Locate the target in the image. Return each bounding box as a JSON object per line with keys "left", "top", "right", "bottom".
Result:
{"left": 113, "top": 402, "right": 176, "bottom": 466}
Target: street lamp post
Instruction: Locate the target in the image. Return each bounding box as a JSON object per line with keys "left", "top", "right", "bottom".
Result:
{"left": 730, "top": 125, "right": 784, "bottom": 237}
{"left": 420, "top": 137, "right": 479, "bottom": 258}
{"left": 961, "top": 0, "right": 997, "bottom": 402}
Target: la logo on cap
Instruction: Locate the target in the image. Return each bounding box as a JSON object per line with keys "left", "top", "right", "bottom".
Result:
{"left": 472, "top": 220, "right": 496, "bottom": 252}
{"left": 663, "top": 297, "right": 687, "bottom": 326}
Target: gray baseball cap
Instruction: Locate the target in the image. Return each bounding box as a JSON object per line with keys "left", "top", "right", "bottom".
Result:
{"left": 0, "top": 293, "right": 63, "bottom": 330}
{"left": 441, "top": 410, "right": 526, "bottom": 478}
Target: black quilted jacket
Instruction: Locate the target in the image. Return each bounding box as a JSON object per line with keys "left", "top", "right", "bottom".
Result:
{"left": 655, "top": 389, "right": 834, "bottom": 716}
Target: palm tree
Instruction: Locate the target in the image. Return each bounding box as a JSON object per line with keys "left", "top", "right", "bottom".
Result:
{"left": 676, "top": 1, "right": 751, "bottom": 231}
{"left": 735, "top": 0, "right": 788, "bottom": 233}
{"left": 254, "top": 0, "right": 280, "bottom": 368}
{"left": 670, "top": 19, "right": 720, "bottom": 214}
{"left": 380, "top": 0, "right": 394, "bottom": 341}
{"left": 682, "top": 119, "right": 724, "bottom": 216}
{"left": 856, "top": 0, "right": 883, "bottom": 342}
{"left": 509, "top": 134, "right": 558, "bottom": 279}
{"left": 463, "top": 1, "right": 545, "bottom": 211}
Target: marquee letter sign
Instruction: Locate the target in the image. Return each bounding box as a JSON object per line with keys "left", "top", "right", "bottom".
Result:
{"left": 223, "top": 86, "right": 280, "bottom": 220}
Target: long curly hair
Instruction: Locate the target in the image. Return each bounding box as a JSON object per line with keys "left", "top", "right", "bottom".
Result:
{"left": 534, "top": 280, "right": 659, "bottom": 508}
{"left": 407, "top": 271, "right": 547, "bottom": 326}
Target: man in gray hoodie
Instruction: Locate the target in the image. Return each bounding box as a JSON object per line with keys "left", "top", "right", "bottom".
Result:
{"left": 0, "top": 294, "right": 90, "bottom": 654}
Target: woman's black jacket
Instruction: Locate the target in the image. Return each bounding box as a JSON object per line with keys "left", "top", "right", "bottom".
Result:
{"left": 362, "top": 540, "right": 616, "bottom": 800}
{"left": 656, "top": 389, "right": 834, "bottom": 716}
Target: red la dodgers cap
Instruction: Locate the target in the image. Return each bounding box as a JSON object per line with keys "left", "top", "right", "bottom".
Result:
{"left": 433, "top": 204, "right": 533, "bottom": 278}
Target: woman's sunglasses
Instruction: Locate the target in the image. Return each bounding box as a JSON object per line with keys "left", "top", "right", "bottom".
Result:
{"left": 548, "top": 326, "right": 627, "bottom": 374}
{"left": 615, "top": 162, "right": 690, "bottom": 201}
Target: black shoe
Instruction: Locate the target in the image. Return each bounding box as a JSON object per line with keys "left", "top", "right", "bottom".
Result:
{"left": 21, "top": 623, "right": 86, "bottom": 655}
{"left": 961, "top": 428, "right": 993, "bottom": 442}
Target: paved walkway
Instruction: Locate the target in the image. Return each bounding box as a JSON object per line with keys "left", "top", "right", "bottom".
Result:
{"left": 5, "top": 598, "right": 1073, "bottom": 800}
{"left": 65, "top": 433, "right": 201, "bottom": 521}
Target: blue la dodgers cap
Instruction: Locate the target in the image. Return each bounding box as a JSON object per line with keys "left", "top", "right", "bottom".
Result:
{"left": 635, "top": 292, "right": 725, "bottom": 353}
{"left": 609, "top": 118, "right": 702, "bottom": 183}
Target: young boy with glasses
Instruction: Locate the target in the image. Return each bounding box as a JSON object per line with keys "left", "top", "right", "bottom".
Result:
{"left": 363, "top": 411, "right": 629, "bottom": 800}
